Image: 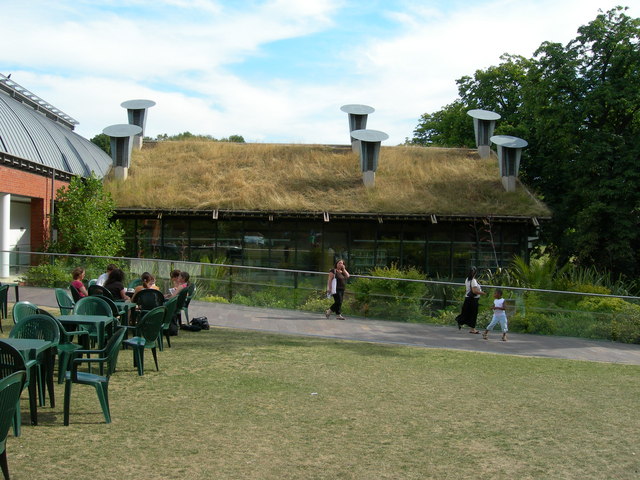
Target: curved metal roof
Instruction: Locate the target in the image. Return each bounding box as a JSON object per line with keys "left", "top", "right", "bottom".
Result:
{"left": 0, "top": 90, "right": 112, "bottom": 178}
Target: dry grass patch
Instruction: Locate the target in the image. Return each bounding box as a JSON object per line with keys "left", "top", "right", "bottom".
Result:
{"left": 5, "top": 327, "right": 638, "bottom": 480}
{"left": 104, "top": 142, "right": 550, "bottom": 216}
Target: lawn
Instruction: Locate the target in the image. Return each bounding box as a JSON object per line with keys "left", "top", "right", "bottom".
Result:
{"left": 6, "top": 327, "right": 639, "bottom": 479}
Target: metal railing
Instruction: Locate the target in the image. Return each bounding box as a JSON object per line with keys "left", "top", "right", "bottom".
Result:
{"left": 3, "top": 250, "right": 640, "bottom": 344}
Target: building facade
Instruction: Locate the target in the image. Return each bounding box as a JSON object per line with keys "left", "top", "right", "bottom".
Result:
{"left": 115, "top": 209, "right": 538, "bottom": 279}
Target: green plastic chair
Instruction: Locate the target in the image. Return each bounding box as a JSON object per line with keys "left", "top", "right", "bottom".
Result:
{"left": 0, "top": 285, "right": 9, "bottom": 332}
{"left": 74, "top": 296, "right": 113, "bottom": 347}
{"left": 55, "top": 288, "right": 75, "bottom": 315}
{"left": 127, "top": 278, "right": 143, "bottom": 289}
{"left": 10, "top": 314, "right": 61, "bottom": 408}
{"left": 36, "top": 309, "right": 90, "bottom": 384}
{"left": 63, "top": 326, "right": 126, "bottom": 426}
{"left": 123, "top": 306, "right": 166, "bottom": 376}
{"left": 158, "top": 296, "right": 179, "bottom": 350}
{"left": 0, "top": 340, "right": 33, "bottom": 438}
{"left": 88, "top": 284, "right": 115, "bottom": 299}
{"left": 0, "top": 371, "right": 26, "bottom": 480}
{"left": 73, "top": 296, "right": 112, "bottom": 317}
{"left": 131, "top": 288, "right": 164, "bottom": 325}
{"left": 68, "top": 283, "right": 83, "bottom": 303}
{"left": 93, "top": 295, "right": 126, "bottom": 323}
{"left": 180, "top": 284, "right": 196, "bottom": 324}
{"left": 172, "top": 287, "right": 190, "bottom": 326}
{"left": 11, "top": 301, "right": 39, "bottom": 324}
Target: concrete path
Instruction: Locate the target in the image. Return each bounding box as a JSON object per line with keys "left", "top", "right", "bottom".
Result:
{"left": 15, "top": 286, "right": 640, "bottom": 366}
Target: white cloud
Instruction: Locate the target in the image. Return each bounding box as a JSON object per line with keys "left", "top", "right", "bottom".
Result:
{"left": 2, "top": 0, "right": 638, "bottom": 145}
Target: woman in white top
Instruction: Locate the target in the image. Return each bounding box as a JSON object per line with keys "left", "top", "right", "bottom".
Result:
{"left": 455, "top": 267, "right": 487, "bottom": 334}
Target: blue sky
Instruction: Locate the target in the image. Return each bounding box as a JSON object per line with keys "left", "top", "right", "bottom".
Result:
{"left": 2, "top": 0, "right": 638, "bottom": 145}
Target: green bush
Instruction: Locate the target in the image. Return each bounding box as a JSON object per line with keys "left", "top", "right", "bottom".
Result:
{"left": 350, "top": 264, "right": 428, "bottom": 322}
{"left": 300, "top": 293, "right": 332, "bottom": 313}
{"left": 200, "top": 295, "right": 230, "bottom": 304}
{"left": 21, "top": 263, "right": 71, "bottom": 288}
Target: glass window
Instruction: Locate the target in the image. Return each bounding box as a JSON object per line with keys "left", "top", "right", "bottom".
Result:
{"left": 322, "top": 222, "right": 350, "bottom": 273}
{"left": 163, "top": 218, "right": 189, "bottom": 260}
{"left": 351, "top": 222, "right": 377, "bottom": 274}
{"left": 137, "top": 219, "right": 161, "bottom": 258}
{"left": 270, "top": 221, "right": 300, "bottom": 269}
{"left": 427, "top": 225, "right": 452, "bottom": 278}
{"left": 402, "top": 224, "right": 426, "bottom": 272}
{"left": 243, "top": 220, "right": 269, "bottom": 267}
{"left": 190, "top": 219, "right": 217, "bottom": 263}
{"left": 377, "top": 223, "right": 401, "bottom": 269}
{"left": 217, "top": 221, "right": 243, "bottom": 264}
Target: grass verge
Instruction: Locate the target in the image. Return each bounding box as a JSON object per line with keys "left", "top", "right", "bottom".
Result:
{"left": 5, "top": 327, "right": 639, "bottom": 480}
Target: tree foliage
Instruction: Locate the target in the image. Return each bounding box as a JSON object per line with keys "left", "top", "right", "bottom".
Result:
{"left": 52, "top": 175, "right": 125, "bottom": 256}
{"left": 152, "top": 132, "right": 245, "bottom": 142}
{"left": 90, "top": 133, "right": 111, "bottom": 155}
{"left": 410, "top": 6, "right": 640, "bottom": 278}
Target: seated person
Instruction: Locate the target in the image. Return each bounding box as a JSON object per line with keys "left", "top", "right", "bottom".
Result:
{"left": 166, "top": 271, "right": 190, "bottom": 299}
{"left": 96, "top": 264, "right": 117, "bottom": 286}
{"left": 131, "top": 272, "right": 160, "bottom": 300}
{"left": 103, "top": 268, "right": 131, "bottom": 301}
{"left": 71, "top": 267, "right": 89, "bottom": 297}
{"left": 167, "top": 269, "right": 181, "bottom": 296}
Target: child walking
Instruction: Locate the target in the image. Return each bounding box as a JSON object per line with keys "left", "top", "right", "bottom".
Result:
{"left": 483, "top": 289, "right": 508, "bottom": 341}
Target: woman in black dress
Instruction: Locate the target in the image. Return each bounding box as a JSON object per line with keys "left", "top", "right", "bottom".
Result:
{"left": 456, "top": 267, "right": 486, "bottom": 334}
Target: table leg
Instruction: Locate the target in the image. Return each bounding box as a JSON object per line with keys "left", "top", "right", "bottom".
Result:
{"left": 46, "top": 348, "right": 55, "bottom": 408}
{"left": 28, "top": 364, "right": 38, "bottom": 425}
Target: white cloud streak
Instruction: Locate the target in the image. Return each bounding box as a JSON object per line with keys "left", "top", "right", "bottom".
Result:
{"left": 1, "top": 0, "right": 638, "bottom": 144}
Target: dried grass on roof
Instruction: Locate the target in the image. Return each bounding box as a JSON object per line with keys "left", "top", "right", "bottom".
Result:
{"left": 103, "top": 141, "right": 550, "bottom": 216}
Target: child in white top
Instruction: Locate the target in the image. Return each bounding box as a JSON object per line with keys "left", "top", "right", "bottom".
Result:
{"left": 483, "top": 289, "right": 508, "bottom": 341}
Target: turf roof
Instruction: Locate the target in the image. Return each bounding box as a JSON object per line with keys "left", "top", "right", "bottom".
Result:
{"left": 104, "top": 141, "right": 550, "bottom": 218}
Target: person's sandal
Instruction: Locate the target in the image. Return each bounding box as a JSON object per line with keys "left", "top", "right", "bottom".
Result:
{"left": 482, "top": 331, "right": 488, "bottom": 340}
{"left": 469, "top": 330, "right": 480, "bottom": 334}
{"left": 502, "top": 334, "right": 507, "bottom": 341}
{"left": 325, "top": 309, "right": 331, "bottom": 319}
{"left": 337, "top": 315, "right": 345, "bottom": 320}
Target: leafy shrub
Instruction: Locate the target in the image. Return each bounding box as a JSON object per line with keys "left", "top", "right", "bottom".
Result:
{"left": 21, "top": 263, "right": 71, "bottom": 288}
{"left": 350, "top": 264, "right": 428, "bottom": 321}
{"left": 300, "top": 293, "right": 332, "bottom": 313}
{"left": 200, "top": 295, "right": 230, "bottom": 304}
{"left": 509, "top": 312, "right": 558, "bottom": 335}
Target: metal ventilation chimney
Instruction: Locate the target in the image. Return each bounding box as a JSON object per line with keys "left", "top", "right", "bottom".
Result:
{"left": 490, "top": 135, "right": 528, "bottom": 192}
{"left": 467, "top": 109, "right": 501, "bottom": 158}
{"left": 121, "top": 99, "right": 155, "bottom": 150}
{"left": 351, "top": 129, "right": 388, "bottom": 188}
{"left": 103, "top": 124, "right": 143, "bottom": 180}
{"left": 341, "top": 104, "right": 375, "bottom": 152}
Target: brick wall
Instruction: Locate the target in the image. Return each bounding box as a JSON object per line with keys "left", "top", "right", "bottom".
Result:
{"left": 0, "top": 165, "right": 70, "bottom": 250}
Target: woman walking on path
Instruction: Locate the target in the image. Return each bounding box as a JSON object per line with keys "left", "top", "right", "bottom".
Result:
{"left": 326, "top": 259, "right": 350, "bottom": 320}
{"left": 455, "top": 267, "right": 486, "bottom": 334}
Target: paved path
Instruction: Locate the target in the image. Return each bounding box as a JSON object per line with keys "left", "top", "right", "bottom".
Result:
{"left": 17, "top": 286, "right": 640, "bottom": 366}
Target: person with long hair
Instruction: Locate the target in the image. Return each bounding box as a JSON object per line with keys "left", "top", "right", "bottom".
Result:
{"left": 325, "top": 259, "right": 350, "bottom": 320}
{"left": 455, "top": 267, "right": 486, "bottom": 334}
{"left": 166, "top": 271, "right": 190, "bottom": 299}
{"left": 71, "top": 267, "right": 88, "bottom": 297}
{"left": 103, "top": 268, "right": 130, "bottom": 301}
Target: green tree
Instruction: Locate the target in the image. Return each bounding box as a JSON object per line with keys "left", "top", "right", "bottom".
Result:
{"left": 521, "top": 7, "right": 640, "bottom": 275}
{"left": 52, "top": 175, "right": 125, "bottom": 256}
{"left": 90, "top": 133, "right": 111, "bottom": 155}
{"left": 408, "top": 100, "right": 475, "bottom": 147}
{"left": 410, "top": 6, "right": 640, "bottom": 278}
